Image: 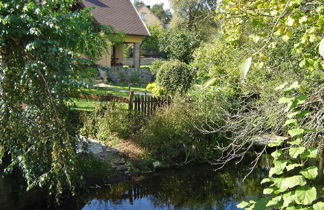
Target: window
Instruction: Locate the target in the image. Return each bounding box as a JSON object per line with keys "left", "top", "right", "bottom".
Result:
{"left": 140, "top": 13, "right": 146, "bottom": 20}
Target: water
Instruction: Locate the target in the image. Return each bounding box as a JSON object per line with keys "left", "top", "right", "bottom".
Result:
{"left": 66, "top": 161, "right": 267, "bottom": 210}
{"left": 1, "top": 160, "right": 268, "bottom": 210}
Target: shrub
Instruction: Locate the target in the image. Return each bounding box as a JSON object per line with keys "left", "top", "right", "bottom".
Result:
{"left": 146, "top": 83, "right": 165, "bottom": 97}
{"left": 150, "top": 60, "right": 166, "bottom": 75}
{"left": 137, "top": 94, "right": 231, "bottom": 165}
{"left": 159, "top": 29, "right": 201, "bottom": 63}
{"left": 156, "top": 60, "right": 195, "bottom": 95}
{"left": 76, "top": 153, "right": 115, "bottom": 180}
{"left": 80, "top": 102, "right": 146, "bottom": 141}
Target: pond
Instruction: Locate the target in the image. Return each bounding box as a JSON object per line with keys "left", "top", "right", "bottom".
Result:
{"left": 1, "top": 157, "right": 269, "bottom": 210}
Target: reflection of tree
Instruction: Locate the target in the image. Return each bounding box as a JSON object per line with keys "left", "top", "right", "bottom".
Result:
{"left": 69, "top": 159, "right": 267, "bottom": 209}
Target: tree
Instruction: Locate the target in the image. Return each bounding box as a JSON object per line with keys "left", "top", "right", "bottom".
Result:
{"left": 133, "top": 0, "right": 144, "bottom": 8}
{"left": 151, "top": 3, "right": 172, "bottom": 25}
{"left": 159, "top": 29, "right": 201, "bottom": 63}
{"left": 141, "top": 25, "right": 166, "bottom": 58}
{"left": 169, "top": 0, "right": 219, "bottom": 39}
{"left": 0, "top": 0, "right": 110, "bottom": 200}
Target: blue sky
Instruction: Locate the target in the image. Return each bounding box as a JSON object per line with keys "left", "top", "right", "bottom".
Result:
{"left": 136, "top": 0, "right": 170, "bottom": 10}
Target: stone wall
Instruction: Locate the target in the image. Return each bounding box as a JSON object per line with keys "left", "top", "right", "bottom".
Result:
{"left": 124, "top": 57, "right": 164, "bottom": 66}
{"left": 98, "top": 67, "right": 154, "bottom": 84}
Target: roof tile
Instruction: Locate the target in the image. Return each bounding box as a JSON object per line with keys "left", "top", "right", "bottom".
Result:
{"left": 82, "top": 0, "right": 150, "bottom": 36}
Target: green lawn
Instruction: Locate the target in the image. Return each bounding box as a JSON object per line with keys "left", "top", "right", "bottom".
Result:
{"left": 70, "top": 84, "right": 149, "bottom": 112}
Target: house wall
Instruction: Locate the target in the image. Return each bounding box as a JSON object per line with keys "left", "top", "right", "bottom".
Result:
{"left": 115, "top": 44, "right": 124, "bottom": 64}
{"left": 96, "top": 35, "right": 146, "bottom": 67}
{"left": 124, "top": 35, "right": 145, "bottom": 43}
{"left": 137, "top": 6, "right": 163, "bottom": 27}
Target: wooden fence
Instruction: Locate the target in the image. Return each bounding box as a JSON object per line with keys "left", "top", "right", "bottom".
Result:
{"left": 128, "top": 91, "right": 171, "bottom": 115}
{"left": 78, "top": 91, "right": 171, "bottom": 115}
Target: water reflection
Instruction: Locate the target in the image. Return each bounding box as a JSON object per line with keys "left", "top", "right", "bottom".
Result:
{"left": 1, "top": 157, "right": 269, "bottom": 210}
{"left": 73, "top": 162, "right": 267, "bottom": 210}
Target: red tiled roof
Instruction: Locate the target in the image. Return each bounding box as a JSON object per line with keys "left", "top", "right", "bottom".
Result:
{"left": 82, "top": 0, "right": 150, "bottom": 36}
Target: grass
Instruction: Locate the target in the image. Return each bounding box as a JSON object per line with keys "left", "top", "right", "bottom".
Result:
{"left": 70, "top": 84, "right": 150, "bottom": 112}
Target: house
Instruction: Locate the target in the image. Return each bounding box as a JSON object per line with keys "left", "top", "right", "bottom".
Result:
{"left": 136, "top": 3, "right": 164, "bottom": 27}
{"left": 81, "top": 0, "right": 150, "bottom": 68}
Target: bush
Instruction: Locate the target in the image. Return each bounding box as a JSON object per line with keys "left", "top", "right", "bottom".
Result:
{"left": 146, "top": 83, "right": 165, "bottom": 97}
{"left": 137, "top": 94, "right": 231, "bottom": 164}
{"left": 76, "top": 153, "right": 115, "bottom": 180}
{"left": 80, "top": 102, "right": 146, "bottom": 141}
{"left": 156, "top": 60, "right": 195, "bottom": 95}
{"left": 159, "top": 29, "right": 201, "bottom": 63}
{"left": 150, "top": 60, "right": 166, "bottom": 75}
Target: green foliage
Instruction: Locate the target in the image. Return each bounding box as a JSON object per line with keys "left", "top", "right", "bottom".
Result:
{"left": 156, "top": 60, "right": 195, "bottom": 95}
{"left": 146, "top": 83, "right": 165, "bottom": 97}
{"left": 151, "top": 3, "right": 172, "bottom": 25}
{"left": 76, "top": 154, "right": 114, "bottom": 180}
{"left": 192, "top": 38, "right": 245, "bottom": 83}
{"left": 0, "top": 0, "right": 109, "bottom": 199}
{"left": 238, "top": 82, "right": 322, "bottom": 209}
{"left": 159, "top": 29, "right": 201, "bottom": 63}
{"left": 81, "top": 103, "right": 145, "bottom": 140}
{"left": 169, "top": 0, "right": 219, "bottom": 40}
{"left": 138, "top": 90, "right": 232, "bottom": 165}
{"left": 150, "top": 59, "right": 166, "bottom": 75}
{"left": 141, "top": 25, "right": 166, "bottom": 58}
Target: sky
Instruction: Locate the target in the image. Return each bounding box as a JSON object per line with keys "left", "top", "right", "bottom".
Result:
{"left": 136, "top": 0, "right": 170, "bottom": 10}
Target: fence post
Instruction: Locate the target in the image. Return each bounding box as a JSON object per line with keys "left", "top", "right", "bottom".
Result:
{"left": 128, "top": 90, "right": 134, "bottom": 111}
{"left": 141, "top": 95, "right": 145, "bottom": 114}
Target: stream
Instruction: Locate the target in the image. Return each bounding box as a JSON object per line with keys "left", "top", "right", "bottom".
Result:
{"left": 1, "top": 156, "right": 269, "bottom": 210}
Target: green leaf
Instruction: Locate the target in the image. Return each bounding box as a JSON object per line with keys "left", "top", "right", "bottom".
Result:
{"left": 263, "top": 188, "right": 274, "bottom": 195}
{"left": 266, "top": 195, "right": 282, "bottom": 207}
{"left": 289, "top": 147, "right": 305, "bottom": 158}
{"left": 300, "top": 166, "right": 318, "bottom": 180}
{"left": 202, "top": 78, "right": 217, "bottom": 89}
{"left": 287, "top": 16, "right": 295, "bottom": 26}
{"left": 285, "top": 81, "right": 300, "bottom": 91}
{"left": 284, "top": 119, "right": 298, "bottom": 127}
{"left": 252, "top": 197, "right": 272, "bottom": 210}
{"left": 271, "top": 149, "right": 283, "bottom": 159}
{"left": 275, "top": 82, "right": 288, "bottom": 91}
{"left": 313, "top": 202, "right": 324, "bottom": 210}
{"left": 295, "top": 95, "right": 307, "bottom": 105}
{"left": 261, "top": 178, "right": 271, "bottom": 184}
{"left": 282, "top": 191, "right": 295, "bottom": 208}
{"left": 240, "top": 57, "right": 253, "bottom": 79}
{"left": 269, "top": 160, "right": 288, "bottom": 177}
{"left": 296, "top": 110, "right": 311, "bottom": 118}
{"left": 319, "top": 38, "right": 324, "bottom": 57}
{"left": 237, "top": 200, "right": 250, "bottom": 208}
{"left": 278, "top": 97, "right": 294, "bottom": 104}
{"left": 280, "top": 175, "right": 306, "bottom": 192}
{"left": 288, "top": 128, "right": 305, "bottom": 137}
{"left": 286, "top": 163, "right": 303, "bottom": 171}
{"left": 268, "top": 138, "right": 285, "bottom": 147}
{"left": 287, "top": 111, "right": 301, "bottom": 119}
{"left": 271, "top": 178, "right": 284, "bottom": 188}
{"left": 300, "top": 147, "right": 318, "bottom": 159}
{"left": 295, "top": 186, "right": 317, "bottom": 205}
{"left": 288, "top": 138, "right": 302, "bottom": 146}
